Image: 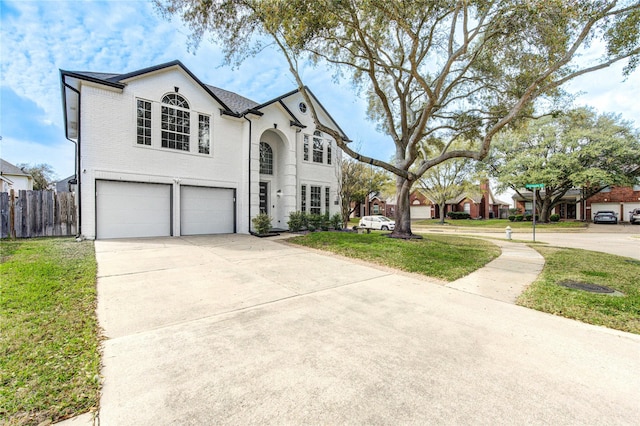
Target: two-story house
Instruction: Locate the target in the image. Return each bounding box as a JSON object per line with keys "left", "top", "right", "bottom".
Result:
{"left": 61, "top": 60, "right": 345, "bottom": 239}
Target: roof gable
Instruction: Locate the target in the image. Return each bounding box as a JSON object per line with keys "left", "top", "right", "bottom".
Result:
{"left": 0, "top": 159, "right": 31, "bottom": 177}
{"left": 60, "top": 61, "right": 349, "bottom": 139}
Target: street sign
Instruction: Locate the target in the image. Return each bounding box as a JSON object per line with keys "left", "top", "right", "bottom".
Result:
{"left": 524, "top": 183, "right": 544, "bottom": 242}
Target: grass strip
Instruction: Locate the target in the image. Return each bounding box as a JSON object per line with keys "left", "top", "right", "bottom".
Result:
{"left": 288, "top": 232, "right": 500, "bottom": 282}
{"left": 0, "top": 238, "right": 100, "bottom": 425}
{"left": 518, "top": 246, "right": 640, "bottom": 334}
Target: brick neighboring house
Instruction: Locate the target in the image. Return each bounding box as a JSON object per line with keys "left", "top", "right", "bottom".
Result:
{"left": 356, "top": 180, "right": 509, "bottom": 220}
{"left": 444, "top": 180, "right": 510, "bottom": 219}
{"left": 586, "top": 184, "right": 640, "bottom": 222}
{"left": 352, "top": 192, "right": 396, "bottom": 218}
{"left": 513, "top": 180, "right": 640, "bottom": 222}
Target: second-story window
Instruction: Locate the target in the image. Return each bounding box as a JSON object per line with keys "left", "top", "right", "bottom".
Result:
{"left": 198, "top": 114, "right": 210, "bottom": 154}
{"left": 136, "top": 99, "right": 152, "bottom": 146}
{"left": 161, "top": 93, "right": 190, "bottom": 151}
{"left": 313, "top": 130, "right": 324, "bottom": 163}
{"left": 303, "top": 135, "right": 309, "bottom": 161}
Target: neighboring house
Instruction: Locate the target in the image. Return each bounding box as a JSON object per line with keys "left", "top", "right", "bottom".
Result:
{"left": 410, "top": 180, "right": 510, "bottom": 220}
{"left": 61, "top": 60, "right": 345, "bottom": 239}
{"left": 55, "top": 175, "right": 77, "bottom": 193}
{"left": 0, "top": 159, "right": 34, "bottom": 192}
{"left": 513, "top": 189, "right": 583, "bottom": 220}
{"left": 351, "top": 192, "right": 396, "bottom": 218}
{"left": 587, "top": 184, "right": 640, "bottom": 222}
{"left": 512, "top": 181, "right": 640, "bottom": 222}
{"left": 409, "top": 189, "right": 433, "bottom": 219}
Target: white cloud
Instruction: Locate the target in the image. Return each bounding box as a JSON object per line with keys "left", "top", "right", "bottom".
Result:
{"left": 1, "top": 136, "right": 75, "bottom": 179}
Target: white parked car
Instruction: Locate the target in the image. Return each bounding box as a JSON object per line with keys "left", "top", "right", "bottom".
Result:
{"left": 358, "top": 215, "right": 395, "bottom": 231}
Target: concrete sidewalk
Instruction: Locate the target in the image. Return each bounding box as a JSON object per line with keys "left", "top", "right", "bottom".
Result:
{"left": 446, "top": 239, "right": 544, "bottom": 303}
{"left": 59, "top": 234, "right": 640, "bottom": 425}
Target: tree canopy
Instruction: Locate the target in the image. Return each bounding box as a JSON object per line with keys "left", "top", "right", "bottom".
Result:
{"left": 156, "top": 0, "right": 640, "bottom": 236}
{"left": 419, "top": 158, "right": 476, "bottom": 224}
{"left": 17, "top": 163, "right": 57, "bottom": 190}
{"left": 485, "top": 107, "right": 640, "bottom": 221}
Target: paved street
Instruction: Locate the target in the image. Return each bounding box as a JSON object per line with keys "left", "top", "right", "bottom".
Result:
{"left": 417, "top": 224, "right": 640, "bottom": 260}
{"left": 93, "top": 234, "right": 640, "bottom": 425}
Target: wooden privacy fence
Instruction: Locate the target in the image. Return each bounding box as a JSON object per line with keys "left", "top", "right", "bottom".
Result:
{"left": 1, "top": 190, "right": 77, "bottom": 238}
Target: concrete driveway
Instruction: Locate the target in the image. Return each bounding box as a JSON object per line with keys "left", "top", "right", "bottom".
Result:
{"left": 96, "top": 235, "right": 640, "bottom": 425}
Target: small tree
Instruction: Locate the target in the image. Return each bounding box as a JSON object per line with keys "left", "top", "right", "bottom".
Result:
{"left": 419, "top": 158, "right": 475, "bottom": 224}
{"left": 336, "top": 155, "right": 391, "bottom": 228}
{"left": 17, "top": 163, "right": 57, "bottom": 190}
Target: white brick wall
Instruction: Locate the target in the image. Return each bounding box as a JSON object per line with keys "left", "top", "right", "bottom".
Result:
{"left": 77, "top": 65, "right": 342, "bottom": 238}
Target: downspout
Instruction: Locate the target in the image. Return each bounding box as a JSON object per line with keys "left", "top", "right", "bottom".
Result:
{"left": 62, "top": 77, "right": 82, "bottom": 238}
{"left": 244, "top": 115, "right": 252, "bottom": 233}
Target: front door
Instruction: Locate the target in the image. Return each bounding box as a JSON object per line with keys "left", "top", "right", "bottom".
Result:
{"left": 259, "top": 182, "right": 268, "bottom": 215}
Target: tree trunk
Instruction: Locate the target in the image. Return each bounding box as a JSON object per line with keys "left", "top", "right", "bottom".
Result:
{"left": 539, "top": 196, "right": 552, "bottom": 223}
{"left": 391, "top": 177, "right": 418, "bottom": 238}
{"left": 439, "top": 202, "right": 446, "bottom": 224}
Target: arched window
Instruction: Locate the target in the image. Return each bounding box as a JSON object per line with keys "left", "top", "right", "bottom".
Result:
{"left": 161, "top": 94, "right": 190, "bottom": 151}
{"left": 260, "top": 142, "right": 273, "bottom": 175}
{"left": 162, "top": 93, "right": 190, "bottom": 108}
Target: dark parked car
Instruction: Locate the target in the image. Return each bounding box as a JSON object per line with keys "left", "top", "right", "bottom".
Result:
{"left": 593, "top": 211, "right": 618, "bottom": 224}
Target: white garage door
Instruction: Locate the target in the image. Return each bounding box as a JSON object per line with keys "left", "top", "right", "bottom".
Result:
{"left": 590, "top": 202, "right": 620, "bottom": 220}
{"left": 411, "top": 205, "right": 432, "bottom": 219}
{"left": 623, "top": 202, "right": 640, "bottom": 221}
{"left": 96, "top": 181, "right": 171, "bottom": 239}
{"left": 180, "top": 186, "right": 235, "bottom": 235}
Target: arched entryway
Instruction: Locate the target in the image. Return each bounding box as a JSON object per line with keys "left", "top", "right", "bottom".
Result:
{"left": 258, "top": 129, "right": 295, "bottom": 229}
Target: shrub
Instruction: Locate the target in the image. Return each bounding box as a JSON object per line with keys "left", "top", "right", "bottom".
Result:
{"left": 508, "top": 215, "right": 516, "bottom": 222}
{"left": 550, "top": 214, "right": 560, "bottom": 222}
{"left": 446, "top": 211, "right": 471, "bottom": 220}
{"left": 330, "top": 213, "right": 343, "bottom": 230}
{"left": 307, "top": 214, "right": 324, "bottom": 231}
{"left": 252, "top": 213, "right": 272, "bottom": 235}
{"left": 321, "top": 212, "right": 330, "bottom": 231}
{"left": 515, "top": 214, "right": 524, "bottom": 222}
{"left": 288, "top": 211, "right": 307, "bottom": 232}
{"left": 525, "top": 214, "right": 533, "bottom": 221}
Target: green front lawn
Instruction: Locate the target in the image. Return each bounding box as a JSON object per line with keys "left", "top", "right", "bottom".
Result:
{"left": 288, "top": 231, "right": 500, "bottom": 281}
{"left": 518, "top": 246, "right": 640, "bottom": 334}
{"left": 414, "top": 218, "right": 587, "bottom": 229}
{"left": 0, "top": 238, "right": 100, "bottom": 425}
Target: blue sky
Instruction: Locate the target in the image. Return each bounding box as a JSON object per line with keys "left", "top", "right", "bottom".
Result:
{"left": 1, "top": 0, "right": 640, "bottom": 181}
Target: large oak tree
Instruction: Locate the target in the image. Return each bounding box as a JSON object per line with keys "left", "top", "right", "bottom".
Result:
{"left": 156, "top": 0, "right": 640, "bottom": 237}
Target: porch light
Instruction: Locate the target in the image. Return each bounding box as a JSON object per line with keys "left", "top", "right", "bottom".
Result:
{"left": 276, "top": 189, "right": 282, "bottom": 197}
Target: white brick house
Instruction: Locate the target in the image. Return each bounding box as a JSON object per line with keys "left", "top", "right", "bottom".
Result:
{"left": 61, "top": 60, "right": 346, "bottom": 239}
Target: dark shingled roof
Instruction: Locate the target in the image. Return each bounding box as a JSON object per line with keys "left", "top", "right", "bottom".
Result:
{"left": 206, "top": 85, "right": 259, "bottom": 113}
{"left": 72, "top": 71, "right": 121, "bottom": 82}
{"left": 64, "top": 64, "right": 259, "bottom": 115}
{"left": 61, "top": 60, "right": 349, "bottom": 140}
{"left": 0, "top": 159, "right": 31, "bottom": 176}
